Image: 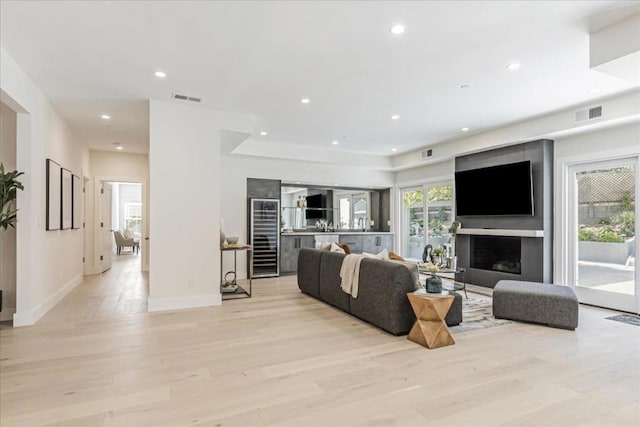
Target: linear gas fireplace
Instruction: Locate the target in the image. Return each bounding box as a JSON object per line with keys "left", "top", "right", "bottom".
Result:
{"left": 471, "top": 236, "right": 522, "bottom": 275}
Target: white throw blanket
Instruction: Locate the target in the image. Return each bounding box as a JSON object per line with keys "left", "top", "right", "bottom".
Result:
{"left": 340, "top": 254, "right": 366, "bottom": 298}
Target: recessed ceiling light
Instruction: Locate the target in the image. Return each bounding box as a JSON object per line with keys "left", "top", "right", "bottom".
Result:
{"left": 460, "top": 84, "right": 471, "bottom": 89}
{"left": 332, "top": 140, "right": 339, "bottom": 145}
{"left": 391, "top": 114, "right": 400, "bottom": 120}
{"left": 391, "top": 148, "right": 398, "bottom": 152}
{"left": 101, "top": 114, "right": 111, "bottom": 120}
{"left": 588, "top": 88, "right": 601, "bottom": 94}
{"left": 154, "top": 71, "right": 167, "bottom": 78}
{"left": 296, "top": 181, "right": 301, "bottom": 184}
{"left": 300, "top": 98, "right": 311, "bottom": 104}
{"left": 116, "top": 146, "right": 124, "bottom": 150}
{"left": 260, "top": 131, "right": 268, "bottom": 136}
{"left": 506, "top": 63, "right": 521, "bottom": 71}
{"left": 461, "top": 127, "right": 470, "bottom": 132}
{"left": 390, "top": 24, "right": 405, "bottom": 35}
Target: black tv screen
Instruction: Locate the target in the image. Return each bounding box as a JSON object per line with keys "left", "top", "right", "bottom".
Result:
{"left": 305, "top": 194, "right": 326, "bottom": 219}
{"left": 455, "top": 161, "right": 534, "bottom": 216}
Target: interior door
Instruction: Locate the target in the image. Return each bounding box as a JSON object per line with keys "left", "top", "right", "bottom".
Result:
{"left": 100, "top": 182, "right": 113, "bottom": 273}
{"left": 568, "top": 158, "right": 639, "bottom": 313}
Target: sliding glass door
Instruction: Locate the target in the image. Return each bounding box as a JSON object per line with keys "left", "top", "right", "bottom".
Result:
{"left": 401, "top": 187, "right": 425, "bottom": 260}
{"left": 568, "top": 157, "right": 639, "bottom": 313}
{"left": 400, "top": 183, "right": 454, "bottom": 261}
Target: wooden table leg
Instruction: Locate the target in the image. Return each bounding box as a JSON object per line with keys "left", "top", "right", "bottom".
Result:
{"left": 407, "top": 293, "right": 455, "bottom": 349}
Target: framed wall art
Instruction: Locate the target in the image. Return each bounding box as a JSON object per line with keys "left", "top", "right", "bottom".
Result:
{"left": 46, "top": 159, "right": 61, "bottom": 231}
{"left": 61, "top": 168, "right": 73, "bottom": 230}
{"left": 72, "top": 174, "right": 82, "bottom": 229}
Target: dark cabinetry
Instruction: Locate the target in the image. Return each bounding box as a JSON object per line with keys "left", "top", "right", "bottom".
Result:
{"left": 363, "top": 234, "right": 393, "bottom": 254}
{"left": 280, "top": 235, "right": 315, "bottom": 273}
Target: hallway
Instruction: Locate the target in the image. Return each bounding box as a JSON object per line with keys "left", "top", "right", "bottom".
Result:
{"left": 40, "top": 254, "right": 147, "bottom": 324}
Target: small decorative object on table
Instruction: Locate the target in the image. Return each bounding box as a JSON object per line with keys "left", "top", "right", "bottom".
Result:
{"left": 425, "top": 263, "right": 443, "bottom": 294}
{"left": 432, "top": 246, "right": 446, "bottom": 266}
{"left": 225, "top": 236, "right": 239, "bottom": 245}
{"left": 221, "top": 271, "right": 238, "bottom": 293}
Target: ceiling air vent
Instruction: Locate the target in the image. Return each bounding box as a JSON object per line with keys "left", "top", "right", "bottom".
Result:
{"left": 420, "top": 148, "right": 433, "bottom": 159}
{"left": 171, "top": 93, "right": 202, "bottom": 103}
{"left": 575, "top": 105, "right": 602, "bottom": 123}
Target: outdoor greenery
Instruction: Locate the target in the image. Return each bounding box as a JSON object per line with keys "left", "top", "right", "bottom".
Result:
{"left": 427, "top": 186, "right": 452, "bottom": 202}
{"left": 403, "top": 190, "right": 423, "bottom": 207}
{"left": 428, "top": 207, "right": 449, "bottom": 236}
{"left": 403, "top": 186, "right": 453, "bottom": 207}
{"left": 621, "top": 191, "right": 633, "bottom": 211}
{"left": 579, "top": 189, "right": 635, "bottom": 243}
{"left": 613, "top": 210, "right": 635, "bottom": 237}
{"left": 0, "top": 163, "right": 25, "bottom": 230}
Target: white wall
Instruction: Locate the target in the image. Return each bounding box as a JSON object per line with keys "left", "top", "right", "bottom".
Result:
{"left": 220, "top": 153, "right": 395, "bottom": 278}
{"left": 0, "top": 101, "right": 17, "bottom": 320}
{"left": 395, "top": 159, "right": 454, "bottom": 187}
{"left": 148, "top": 100, "right": 252, "bottom": 312}
{"left": 1, "top": 48, "right": 89, "bottom": 326}
{"left": 86, "top": 150, "right": 149, "bottom": 273}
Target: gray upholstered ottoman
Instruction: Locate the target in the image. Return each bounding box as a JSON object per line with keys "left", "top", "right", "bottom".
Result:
{"left": 493, "top": 280, "right": 578, "bottom": 329}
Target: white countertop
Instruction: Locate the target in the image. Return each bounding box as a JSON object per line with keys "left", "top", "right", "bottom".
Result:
{"left": 281, "top": 231, "right": 394, "bottom": 235}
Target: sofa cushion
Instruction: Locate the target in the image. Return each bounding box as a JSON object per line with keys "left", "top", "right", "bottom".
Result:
{"left": 315, "top": 241, "right": 331, "bottom": 251}
{"left": 319, "top": 251, "right": 351, "bottom": 312}
{"left": 297, "top": 248, "right": 322, "bottom": 298}
{"left": 330, "top": 242, "right": 346, "bottom": 254}
{"left": 389, "top": 252, "right": 405, "bottom": 262}
{"left": 362, "top": 248, "right": 390, "bottom": 260}
{"left": 336, "top": 242, "right": 351, "bottom": 254}
{"left": 349, "top": 258, "right": 420, "bottom": 335}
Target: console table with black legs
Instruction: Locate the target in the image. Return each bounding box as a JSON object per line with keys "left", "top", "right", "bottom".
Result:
{"left": 220, "top": 245, "right": 253, "bottom": 300}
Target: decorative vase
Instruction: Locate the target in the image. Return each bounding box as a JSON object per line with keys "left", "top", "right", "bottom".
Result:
{"left": 220, "top": 230, "right": 225, "bottom": 246}
{"left": 426, "top": 274, "right": 442, "bottom": 293}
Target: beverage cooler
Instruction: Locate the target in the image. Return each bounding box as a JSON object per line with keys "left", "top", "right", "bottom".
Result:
{"left": 249, "top": 198, "right": 280, "bottom": 278}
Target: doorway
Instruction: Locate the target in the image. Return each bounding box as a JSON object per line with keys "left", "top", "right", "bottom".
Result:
{"left": 567, "top": 157, "right": 639, "bottom": 313}
{"left": 95, "top": 180, "right": 145, "bottom": 274}
{"left": 400, "top": 182, "right": 454, "bottom": 261}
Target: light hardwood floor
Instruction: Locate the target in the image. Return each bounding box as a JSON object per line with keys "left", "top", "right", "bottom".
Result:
{"left": 0, "top": 256, "right": 638, "bottom": 426}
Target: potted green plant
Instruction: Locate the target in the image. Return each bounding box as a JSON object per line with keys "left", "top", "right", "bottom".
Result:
{"left": 0, "top": 163, "right": 24, "bottom": 230}
{"left": 0, "top": 163, "right": 24, "bottom": 313}
{"left": 432, "top": 246, "right": 446, "bottom": 265}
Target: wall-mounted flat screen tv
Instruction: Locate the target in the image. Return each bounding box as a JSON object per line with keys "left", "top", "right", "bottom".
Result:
{"left": 305, "top": 194, "right": 326, "bottom": 219}
{"left": 455, "top": 160, "right": 534, "bottom": 216}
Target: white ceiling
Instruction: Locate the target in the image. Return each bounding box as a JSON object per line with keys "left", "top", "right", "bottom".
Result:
{"left": 54, "top": 100, "right": 149, "bottom": 153}
{"left": 1, "top": 1, "right": 638, "bottom": 155}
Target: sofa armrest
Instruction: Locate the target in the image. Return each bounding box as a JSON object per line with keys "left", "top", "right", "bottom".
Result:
{"left": 349, "top": 258, "right": 419, "bottom": 335}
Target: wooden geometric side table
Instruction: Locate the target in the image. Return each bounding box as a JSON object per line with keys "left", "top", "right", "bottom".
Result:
{"left": 406, "top": 292, "right": 455, "bottom": 349}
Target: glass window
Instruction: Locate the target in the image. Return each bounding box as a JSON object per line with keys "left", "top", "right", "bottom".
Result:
{"left": 400, "top": 183, "right": 454, "bottom": 261}
{"left": 335, "top": 192, "right": 370, "bottom": 229}
{"left": 124, "top": 202, "right": 142, "bottom": 238}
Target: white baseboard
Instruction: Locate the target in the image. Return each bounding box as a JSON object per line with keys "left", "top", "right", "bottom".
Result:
{"left": 13, "top": 273, "right": 83, "bottom": 327}
{"left": 0, "top": 307, "right": 16, "bottom": 322}
{"left": 147, "top": 294, "right": 221, "bottom": 313}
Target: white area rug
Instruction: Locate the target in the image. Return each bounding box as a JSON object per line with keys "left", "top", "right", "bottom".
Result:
{"left": 449, "top": 297, "right": 512, "bottom": 333}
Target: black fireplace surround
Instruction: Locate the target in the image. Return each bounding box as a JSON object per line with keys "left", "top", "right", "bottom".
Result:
{"left": 471, "top": 236, "right": 522, "bottom": 275}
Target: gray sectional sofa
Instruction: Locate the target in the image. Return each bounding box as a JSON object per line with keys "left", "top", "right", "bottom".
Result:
{"left": 297, "top": 248, "right": 462, "bottom": 335}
